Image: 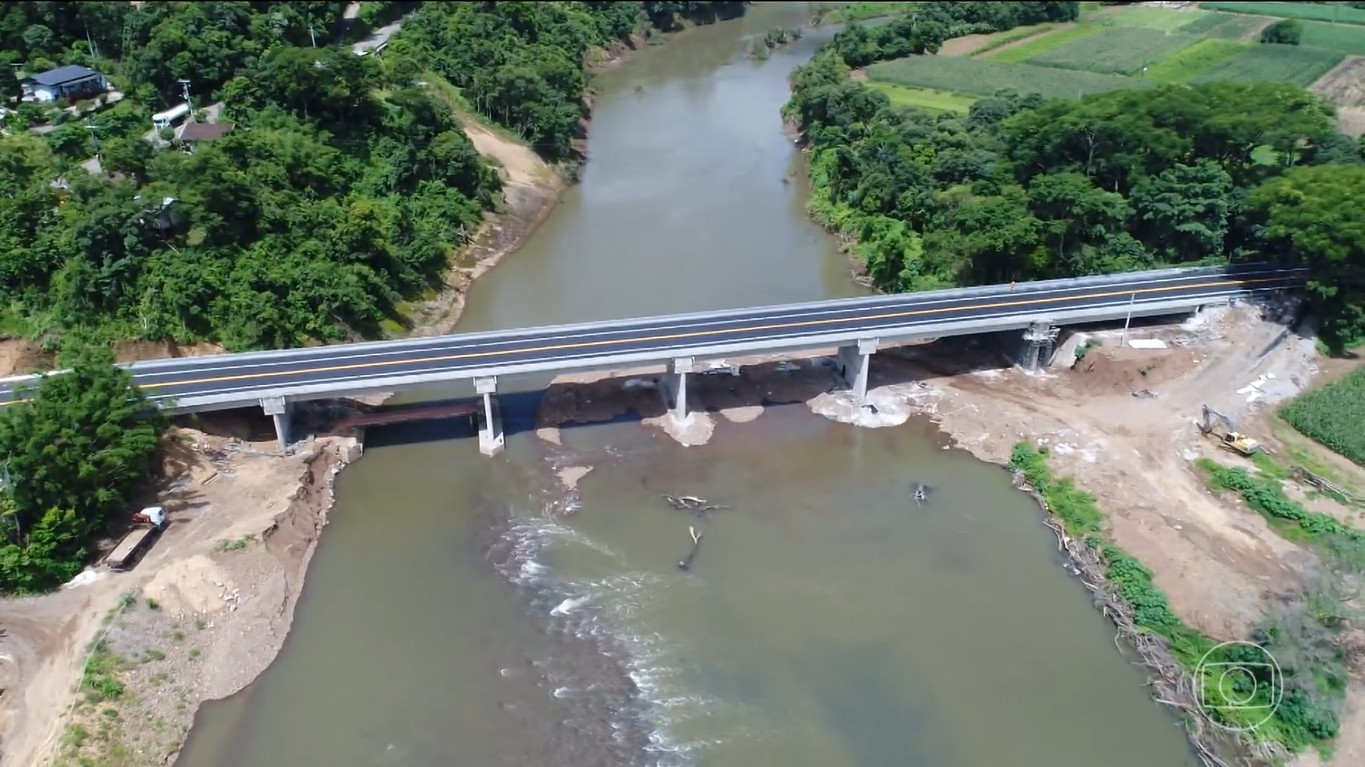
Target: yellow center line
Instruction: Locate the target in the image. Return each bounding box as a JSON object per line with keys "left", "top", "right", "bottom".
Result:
{"left": 135, "top": 275, "right": 1288, "bottom": 391}
{"left": 0, "top": 274, "right": 1295, "bottom": 408}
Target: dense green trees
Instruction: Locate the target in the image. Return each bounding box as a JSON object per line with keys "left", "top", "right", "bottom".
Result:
{"left": 0, "top": 345, "right": 163, "bottom": 592}
{"left": 832, "top": 1, "right": 1078, "bottom": 67}
{"left": 785, "top": 46, "right": 1365, "bottom": 348}
{"left": 0, "top": 1, "right": 747, "bottom": 353}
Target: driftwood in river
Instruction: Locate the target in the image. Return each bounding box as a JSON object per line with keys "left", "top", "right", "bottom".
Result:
{"left": 678, "top": 526, "right": 703, "bottom": 571}
{"left": 663, "top": 494, "right": 728, "bottom": 517}
{"left": 910, "top": 483, "right": 933, "bottom": 506}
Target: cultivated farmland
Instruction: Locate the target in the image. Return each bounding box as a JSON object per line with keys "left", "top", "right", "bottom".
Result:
{"left": 986, "top": 25, "right": 1101, "bottom": 63}
{"left": 866, "top": 56, "right": 1154, "bottom": 99}
{"left": 1300, "top": 19, "right": 1365, "bottom": 54}
{"left": 1281, "top": 368, "right": 1365, "bottom": 466}
{"left": 1104, "top": 6, "right": 1209, "bottom": 31}
{"left": 1200, "top": 1, "right": 1365, "bottom": 25}
{"left": 1190, "top": 43, "right": 1346, "bottom": 86}
{"left": 1142, "top": 38, "right": 1247, "bottom": 83}
{"left": 1029, "top": 27, "right": 1202, "bottom": 74}
{"left": 1177, "top": 11, "right": 1269, "bottom": 39}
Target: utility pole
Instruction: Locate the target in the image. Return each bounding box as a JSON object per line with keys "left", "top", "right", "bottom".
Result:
{"left": 85, "top": 119, "right": 101, "bottom": 162}
{"left": 308, "top": 22, "right": 318, "bottom": 48}
{"left": 1121, "top": 291, "right": 1136, "bottom": 347}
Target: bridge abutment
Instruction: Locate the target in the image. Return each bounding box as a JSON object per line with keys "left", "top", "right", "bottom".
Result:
{"left": 475, "top": 376, "right": 504, "bottom": 456}
{"left": 836, "top": 340, "right": 877, "bottom": 401}
{"left": 659, "top": 357, "right": 694, "bottom": 423}
{"left": 260, "top": 396, "right": 293, "bottom": 455}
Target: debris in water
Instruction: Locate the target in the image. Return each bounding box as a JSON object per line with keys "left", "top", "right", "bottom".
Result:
{"left": 910, "top": 483, "right": 932, "bottom": 506}
{"left": 663, "top": 493, "right": 727, "bottom": 517}
{"left": 678, "top": 525, "right": 703, "bottom": 571}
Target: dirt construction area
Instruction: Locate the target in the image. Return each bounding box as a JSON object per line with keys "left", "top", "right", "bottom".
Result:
{"left": 531, "top": 299, "right": 1365, "bottom": 767}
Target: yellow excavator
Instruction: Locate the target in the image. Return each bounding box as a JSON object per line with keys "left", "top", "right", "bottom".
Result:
{"left": 1198, "top": 405, "right": 1265, "bottom": 457}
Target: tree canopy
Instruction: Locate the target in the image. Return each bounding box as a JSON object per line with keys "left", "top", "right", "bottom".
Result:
{"left": 0, "top": 1, "right": 747, "bottom": 352}
{"left": 0, "top": 344, "right": 163, "bottom": 593}
{"left": 785, "top": 44, "right": 1365, "bottom": 348}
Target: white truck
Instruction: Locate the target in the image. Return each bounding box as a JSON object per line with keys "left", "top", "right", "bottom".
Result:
{"left": 103, "top": 506, "right": 167, "bottom": 571}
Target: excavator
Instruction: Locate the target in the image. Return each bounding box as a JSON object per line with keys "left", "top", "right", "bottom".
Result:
{"left": 1198, "top": 405, "right": 1265, "bottom": 457}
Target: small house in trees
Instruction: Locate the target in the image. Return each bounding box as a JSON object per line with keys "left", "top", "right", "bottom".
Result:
{"left": 173, "top": 122, "right": 234, "bottom": 154}
{"left": 23, "top": 65, "right": 110, "bottom": 103}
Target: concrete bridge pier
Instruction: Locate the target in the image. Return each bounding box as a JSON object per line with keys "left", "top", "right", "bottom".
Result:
{"left": 475, "top": 376, "right": 504, "bottom": 456}
{"left": 659, "top": 357, "right": 694, "bottom": 423}
{"left": 1011, "top": 321, "right": 1060, "bottom": 372}
{"left": 261, "top": 396, "right": 293, "bottom": 455}
{"left": 836, "top": 339, "right": 878, "bottom": 401}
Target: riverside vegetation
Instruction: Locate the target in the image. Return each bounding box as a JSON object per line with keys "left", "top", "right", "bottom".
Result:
{"left": 0, "top": 1, "right": 747, "bottom": 352}
{"left": 786, "top": 1, "right": 1365, "bottom": 349}
{"left": 1012, "top": 443, "right": 1361, "bottom": 761}
{"left": 788, "top": 0, "right": 1365, "bottom": 760}
{"left": 0, "top": 0, "right": 749, "bottom": 595}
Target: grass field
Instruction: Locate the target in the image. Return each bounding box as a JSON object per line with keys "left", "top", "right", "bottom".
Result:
{"left": 1141, "top": 38, "right": 1248, "bottom": 82}
{"left": 968, "top": 23, "right": 1059, "bottom": 56}
{"left": 1190, "top": 43, "right": 1345, "bottom": 86}
{"left": 867, "top": 56, "right": 1154, "bottom": 99}
{"left": 1200, "top": 1, "right": 1365, "bottom": 25}
{"left": 1300, "top": 19, "right": 1365, "bottom": 54}
{"left": 987, "top": 24, "right": 1102, "bottom": 63}
{"left": 863, "top": 81, "right": 975, "bottom": 113}
{"left": 1028, "top": 27, "right": 1202, "bottom": 75}
{"left": 1177, "top": 10, "right": 1269, "bottom": 38}
{"left": 1103, "top": 6, "right": 1209, "bottom": 31}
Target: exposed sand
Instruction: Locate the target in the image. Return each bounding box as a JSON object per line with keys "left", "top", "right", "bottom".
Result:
{"left": 0, "top": 113, "right": 566, "bottom": 767}
{"left": 526, "top": 300, "right": 1364, "bottom": 766}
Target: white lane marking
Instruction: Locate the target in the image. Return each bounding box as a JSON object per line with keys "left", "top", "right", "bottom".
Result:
{"left": 155, "top": 286, "right": 1258, "bottom": 401}
{"left": 129, "top": 271, "right": 1297, "bottom": 381}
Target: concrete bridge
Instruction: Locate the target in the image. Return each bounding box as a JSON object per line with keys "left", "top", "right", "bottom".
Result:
{"left": 0, "top": 263, "right": 1308, "bottom": 455}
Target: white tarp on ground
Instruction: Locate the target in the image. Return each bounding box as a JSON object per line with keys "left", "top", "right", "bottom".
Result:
{"left": 1127, "top": 338, "right": 1169, "bottom": 350}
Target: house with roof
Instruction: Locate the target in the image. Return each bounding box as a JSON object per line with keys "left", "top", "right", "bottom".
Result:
{"left": 23, "top": 65, "right": 110, "bottom": 103}
{"left": 173, "top": 122, "right": 235, "bottom": 153}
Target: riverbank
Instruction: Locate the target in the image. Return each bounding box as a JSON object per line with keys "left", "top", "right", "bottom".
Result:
{"left": 525, "top": 300, "right": 1364, "bottom": 767}
{"left": 0, "top": 79, "right": 571, "bottom": 767}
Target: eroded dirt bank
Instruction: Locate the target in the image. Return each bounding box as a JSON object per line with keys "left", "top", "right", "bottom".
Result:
{"left": 0, "top": 118, "right": 562, "bottom": 767}
{"left": 529, "top": 301, "right": 1364, "bottom": 767}
{"left": 0, "top": 428, "right": 362, "bottom": 767}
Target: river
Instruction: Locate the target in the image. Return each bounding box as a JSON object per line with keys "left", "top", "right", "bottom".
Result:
{"left": 176, "top": 5, "right": 1198, "bottom": 766}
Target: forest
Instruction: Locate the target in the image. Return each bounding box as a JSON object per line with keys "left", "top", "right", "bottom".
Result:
{"left": 0, "top": 1, "right": 746, "bottom": 354}
{"left": 0, "top": 1, "right": 748, "bottom": 592}
{"left": 785, "top": 1, "right": 1365, "bottom": 349}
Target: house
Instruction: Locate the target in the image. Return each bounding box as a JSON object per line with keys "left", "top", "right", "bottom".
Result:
{"left": 173, "top": 122, "right": 234, "bottom": 153}
{"left": 23, "top": 65, "right": 110, "bottom": 103}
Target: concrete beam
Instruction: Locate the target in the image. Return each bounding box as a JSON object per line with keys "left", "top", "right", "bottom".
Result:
{"left": 836, "top": 339, "right": 878, "bottom": 401}
{"left": 474, "top": 378, "right": 503, "bottom": 456}
{"left": 659, "top": 357, "right": 694, "bottom": 422}
{"left": 260, "top": 396, "right": 293, "bottom": 454}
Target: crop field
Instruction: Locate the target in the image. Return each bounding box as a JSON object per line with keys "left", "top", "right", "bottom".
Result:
{"left": 863, "top": 81, "right": 975, "bottom": 113}
{"left": 867, "top": 56, "right": 1154, "bottom": 99}
{"left": 1190, "top": 43, "right": 1346, "bottom": 86}
{"left": 1142, "top": 38, "right": 1247, "bottom": 83}
{"left": 1028, "top": 27, "right": 1202, "bottom": 74}
{"left": 1104, "top": 6, "right": 1209, "bottom": 31}
{"left": 1300, "top": 19, "right": 1365, "bottom": 54}
{"left": 1281, "top": 368, "right": 1365, "bottom": 466}
{"left": 1200, "top": 2, "right": 1365, "bottom": 25}
{"left": 986, "top": 24, "right": 1102, "bottom": 63}
{"left": 1177, "top": 11, "right": 1269, "bottom": 38}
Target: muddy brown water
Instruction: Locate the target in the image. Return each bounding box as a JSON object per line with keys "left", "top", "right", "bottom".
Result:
{"left": 176, "top": 5, "right": 1198, "bottom": 766}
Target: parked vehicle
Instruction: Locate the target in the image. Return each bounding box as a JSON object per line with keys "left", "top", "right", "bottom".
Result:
{"left": 103, "top": 506, "right": 168, "bottom": 571}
